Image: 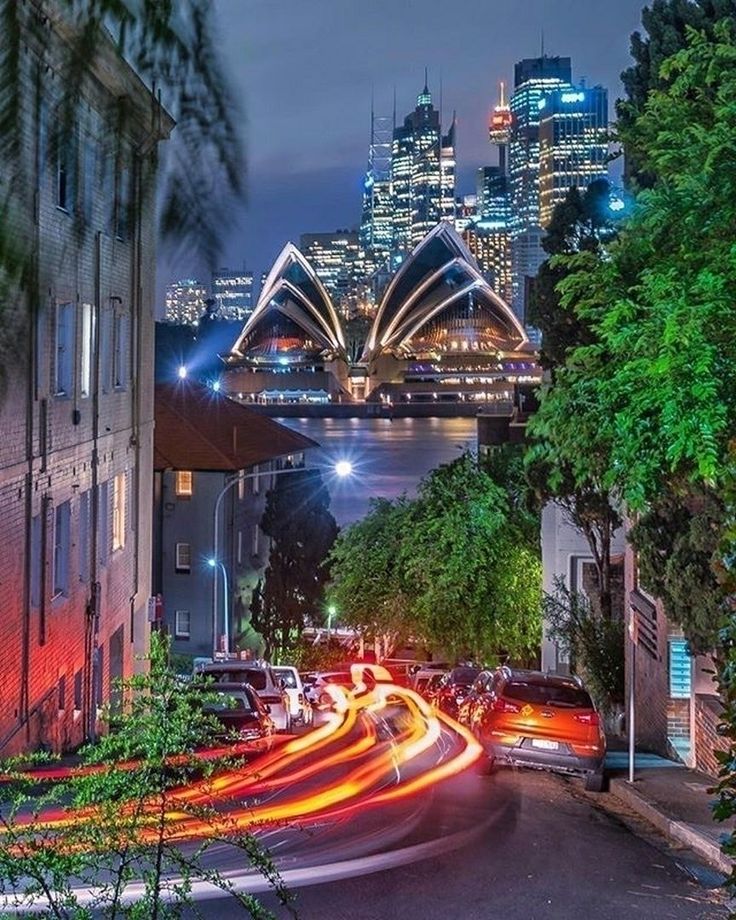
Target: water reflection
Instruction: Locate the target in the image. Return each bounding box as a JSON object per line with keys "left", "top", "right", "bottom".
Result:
{"left": 278, "top": 417, "right": 477, "bottom": 525}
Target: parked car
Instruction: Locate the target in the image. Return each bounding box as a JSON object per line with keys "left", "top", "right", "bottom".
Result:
{"left": 195, "top": 662, "right": 291, "bottom": 732}
{"left": 272, "top": 666, "right": 313, "bottom": 726}
{"left": 434, "top": 666, "right": 482, "bottom": 718}
{"left": 457, "top": 670, "right": 495, "bottom": 731}
{"left": 304, "top": 671, "right": 354, "bottom": 719}
{"left": 194, "top": 681, "right": 274, "bottom": 748}
{"left": 475, "top": 667, "right": 607, "bottom": 792}
{"left": 411, "top": 669, "right": 447, "bottom": 701}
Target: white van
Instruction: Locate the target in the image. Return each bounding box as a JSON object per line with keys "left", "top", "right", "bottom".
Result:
{"left": 272, "top": 666, "right": 313, "bottom": 726}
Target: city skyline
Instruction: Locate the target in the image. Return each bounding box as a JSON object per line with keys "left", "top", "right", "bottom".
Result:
{"left": 157, "top": 0, "right": 648, "bottom": 304}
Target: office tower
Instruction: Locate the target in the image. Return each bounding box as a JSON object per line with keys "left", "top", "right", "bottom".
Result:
{"left": 165, "top": 278, "right": 207, "bottom": 325}
{"left": 455, "top": 194, "right": 479, "bottom": 234}
{"left": 299, "top": 231, "right": 366, "bottom": 316}
{"left": 509, "top": 56, "right": 572, "bottom": 320}
{"left": 211, "top": 268, "right": 254, "bottom": 321}
{"left": 463, "top": 220, "right": 513, "bottom": 307}
{"left": 360, "top": 109, "right": 394, "bottom": 274}
{"left": 390, "top": 78, "right": 456, "bottom": 253}
{"left": 538, "top": 85, "right": 609, "bottom": 227}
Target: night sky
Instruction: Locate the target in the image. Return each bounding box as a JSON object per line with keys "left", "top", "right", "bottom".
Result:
{"left": 160, "top": 0, "right": 649, "bottom": 305}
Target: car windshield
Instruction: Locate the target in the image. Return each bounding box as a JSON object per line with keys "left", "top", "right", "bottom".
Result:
{"left": 450, "top": 667, "right": 480, "bottom": 685}
{"left": 274, "top": 669, "right": 297, "bottom": 688}
{"left": 205, "top": 668, "right": 268, "bottom": 690}
{"left": 503, "top": 681, "right": 593, "bottom": 709}
{"left": 204, "top": 691, "right": 256, "bottom": 713}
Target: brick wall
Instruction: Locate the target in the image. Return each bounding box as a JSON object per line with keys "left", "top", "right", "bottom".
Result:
{"left": 0, "top": 3, "right": 170, "bottom": 754}
{"left": 694, "top": 694, "right": 729, "bottom": 779}
{"left": 667, "top": 697, "right": 690, "bottom": 739}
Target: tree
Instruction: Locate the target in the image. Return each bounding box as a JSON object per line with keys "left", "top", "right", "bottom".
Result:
{"left": 0, "top": 633, "right": 292, "bottom": 918}
{"left": 618, "top": 0, "right": 736, "bottom": 185}
{"left": 251, "top": 469, "right": 338, "bottom": 661}
{"left": 330, "top": 456, "right": 542, "bottom": 664}
{"left": 328, "top": 496, "right": 416, "bottom": 657}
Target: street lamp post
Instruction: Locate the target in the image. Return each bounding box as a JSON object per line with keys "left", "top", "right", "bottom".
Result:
{"left": 327, "top": 604, "right": 337, "bottom": 640}
{"left": 207, "top": 558, "right": 229, "bottom": 654}
{"left": 211, "top": 460, "right": 353, "bottom": 659}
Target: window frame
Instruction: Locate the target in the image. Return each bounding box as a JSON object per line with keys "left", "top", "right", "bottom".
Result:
{"left": 54, "top": 302, "right": 75, "bottom": 398}
{"left": 175, "top": 542, "right": 191, "bottom": 574}
{"left": 52, "top": 501, "right": 71, "bottom": 600}
{"left": 112, "top": 472, "right": 126, "bottom": 552}
{"left": 174, "top": 609, "right": 191, "bottom": 639}
{"left": 175, "top": 470, "right": 193, "bottom": 498}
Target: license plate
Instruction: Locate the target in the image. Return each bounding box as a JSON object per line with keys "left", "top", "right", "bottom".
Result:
{"left": 531, "top": 739, "right": 559, "bottom": 751}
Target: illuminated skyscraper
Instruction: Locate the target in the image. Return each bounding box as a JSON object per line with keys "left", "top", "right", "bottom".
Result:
{"left": 211, "top": 268, "right": 254, "bottom": 321}
{"left": 360, "top": 108, "right": 394, "bottom": 275}
{"left": 390, "top": 79, "right": 456, "bottom": 253}
{"left": 165, "top": 278, "right": 207, "bottom": 325}
{"left": 300, "top": 231, "right": 367, "bottom": 316}
{"left": 489, "top": 81, "right": 512, "bottom": 173}
{"left": 508, "top": 55, "right": 572, "bottom": 320}
{"left": 538, "top": 85, "right": 609, "bottom": 227}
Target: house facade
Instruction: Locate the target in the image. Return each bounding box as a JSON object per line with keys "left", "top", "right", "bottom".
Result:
{"left": 0, "top": 3, "right": 172, "bottom": 753}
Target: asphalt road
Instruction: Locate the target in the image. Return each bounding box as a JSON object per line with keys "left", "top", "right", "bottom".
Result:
{"left": 197, "top": 766, "right": 727, "bottom": 920}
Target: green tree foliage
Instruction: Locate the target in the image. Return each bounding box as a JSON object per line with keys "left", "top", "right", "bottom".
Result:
{"left": 528, "top": 180, "right": 616, "bottom": 370}
{"left": 0, "top": 633, "right": 292, "bottom": 918}
{"left": 628, "top": 486, "right": 725, "bottom": 653}
{"left": 543, "top": 577, "right": 625, "bottom": 714}
{"left": 329, "top": 455, "right": 542, "bottom": 663}
{"left": 619, "top": 0, "right": 736, "bottom": 184}
{"left": 251, "top": 469, "right": 338, "bottom": 661}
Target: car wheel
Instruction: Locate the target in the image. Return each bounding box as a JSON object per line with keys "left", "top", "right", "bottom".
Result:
{"left": 584, "top": 770, "right": 606, "bottom": 793}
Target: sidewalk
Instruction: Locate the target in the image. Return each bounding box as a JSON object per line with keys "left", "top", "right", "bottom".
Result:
{"left": 605, "top": 748, "right": 733, "bottom": 876}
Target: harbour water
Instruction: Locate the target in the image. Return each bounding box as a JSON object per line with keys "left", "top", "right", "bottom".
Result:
{"left": 278, "top": 416, "right": 478, "bottom": 526}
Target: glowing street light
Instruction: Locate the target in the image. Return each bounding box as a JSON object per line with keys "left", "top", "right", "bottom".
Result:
{"left": 178, "top": 364, "right": 188, "bottom": 379}
{"left": 327, "top": 603, "right": 337, "bottom": 639}
{"left": 334, "top": 460, "right": 353, "bottom": 478}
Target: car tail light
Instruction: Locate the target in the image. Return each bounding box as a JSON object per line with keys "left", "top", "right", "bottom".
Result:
{"left": 574, "top": 711, "right": 601, "bottom": 726}
{"left": 492, "top": 697, "right": 521, "bottom": 714}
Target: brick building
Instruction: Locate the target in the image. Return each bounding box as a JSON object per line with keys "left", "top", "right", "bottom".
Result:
{"left": 0, "top": 3, "right": 172, "bottom": 753}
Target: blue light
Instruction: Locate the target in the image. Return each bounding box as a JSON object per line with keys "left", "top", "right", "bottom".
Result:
{"left": 212, "top": 379, "right": 221, "bottom": 392}
{"left": 178, "top": 365, "right": 187, "bottom": 380}
{"left": 278, "top": 357, "right": 289, "bottom": 366}
{"left": 561, "top": 91, "right": 585, "bottom": 104}
{"left": 609, "top": 197, "right": 625, "bottom": 212}
{"left": 537, "top": 98, "right": 547, "bottom": 111}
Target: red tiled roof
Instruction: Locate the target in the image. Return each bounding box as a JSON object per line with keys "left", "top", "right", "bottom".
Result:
{"left": 154, "top": 381, "right": 318, "bottom": 471}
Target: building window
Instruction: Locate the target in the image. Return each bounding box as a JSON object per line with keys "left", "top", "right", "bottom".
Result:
{"left": 175, "top": 471, "right": 193, "bottom": 497}
{"left": 73, "top": 670, "right": 83, "bottom": 711}
{"left": 238, "top": 469, "right": 245, "bottom": 500}
{"left": 54, "top": 303, "right": 74, "bottom": 397}
{"left": 112, "top": 472, "right": 126, "bottom": 552}
{"left": 100, "top": 306, "right": 113, "bottom": 393}
{"left": 80, "top": 303, "right": 94, "bottom": 398}
{"left": 78, "top": 490, "right": 90, "bottom": 582}
{"left": 252, "top": 464, "right": 260, "bottom": 495}
{"left": 30, "top": 512, "right": 43, "bottom": 608}
{"left": 56, "top": 130, "right": 76, "bottom": 212}
{"left": 175, "top": 542, "right": 191, "bottom": 573}
{"left": 98, "top": 480, "right": 109, "bottom": 566}
{"left": 82, "top": 140, "right": 96, "bottom": 224}
{"left": 115, "top": 164, "right": 130, "bottom": 241}
{"left": 58, "top": 675, "right": 66, "bottom": 712}
{"left": 113, "top": 313, "right": 128, "bottom": 389}
{"left": 52, "top": 501, "right": 71, "bottom": 599}
{"left": 175, "top": 610, "right": 191, "bottom": 639}
{"left": 669, "top": 638, "right": 692, "bottom": 699}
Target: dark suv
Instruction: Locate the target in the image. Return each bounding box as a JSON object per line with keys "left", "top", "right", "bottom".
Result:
{"left": 475, "top": 667, "right": 606, "bottom": 792}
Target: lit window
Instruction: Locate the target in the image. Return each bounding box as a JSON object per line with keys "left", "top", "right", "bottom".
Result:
{"left": 175, "top": 471, "right": 193, "bottom": 497}
{"left": 112, "top": 472, "right": 126, "bottom": 551}
{"left": 113, "top": 313, "right": 128, "bottom": 389}
{"left": 175, "top": 610, "right": 191, "bottom": 639}
{"left": 52, "top": 501, "right": 71, "bottom": 599}
{"left": 54, "top": 303, "right": 74, "bottom": 396}
{"left": 175, "top": 542, "right": 191, "bottom": 573}
{"left": 238, "top": 469, "right": 245, "bottom": 500}
{"left": 80, "top": 303, "right": 93, "bottom": 398}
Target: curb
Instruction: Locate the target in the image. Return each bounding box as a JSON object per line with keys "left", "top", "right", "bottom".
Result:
{"left": 609, "top": 777, "right": 732, "bottom": 877}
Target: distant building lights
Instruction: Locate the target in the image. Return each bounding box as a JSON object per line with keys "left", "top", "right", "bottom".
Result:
{"left": 537, "top": 98, "right": 547, "bottom": 110}
{"left": 609, "top": 197, "right": 625, "bottom": 212}
{"left": 561, "top": 91, "right": 586, "bottom": 104}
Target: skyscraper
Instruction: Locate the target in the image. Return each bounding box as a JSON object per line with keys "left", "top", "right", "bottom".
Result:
{"left": 299, "top": 231, "right": 366, "bottom": 316}
{"left": 360, "top": 108, "right": 394, "bottom": 275}
{"left": 390, "top": 79, "right": 456, "bottom": 253}
{"left": 165, "top": 278, "right": 207, "bottom": 325}
{"left": 211, "top": 268, "right": 254, "bottom": 321}
{"left": 509, "top": 56, "right": 572, "bottom": 320}
{"left": 538, "top": 85, "right": 609, "bottom": 227}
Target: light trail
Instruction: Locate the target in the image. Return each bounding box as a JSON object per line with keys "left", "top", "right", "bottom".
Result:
{"left": 8, "top": 683, "right": 482, "bottom": 847}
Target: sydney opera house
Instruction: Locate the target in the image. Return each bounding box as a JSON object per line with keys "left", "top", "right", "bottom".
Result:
{"left": 222, "top": 223, "right": 540, "bottom": 406}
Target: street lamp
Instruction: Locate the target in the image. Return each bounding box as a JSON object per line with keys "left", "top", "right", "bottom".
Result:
{"left": 327, "top": 603, "right": 337, "bottom": 639}
{"left": 178, "top": 364, "right": 188, "bottom": 379}
{"left": 210, "top": 459, "right": 353, "bottom": 658}
{"left": 207, "top": 558, "right": 229, "bottom": 654}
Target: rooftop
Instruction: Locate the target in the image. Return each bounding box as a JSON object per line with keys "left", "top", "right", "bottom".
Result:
{"left": 154, "top": 380, "right": 318, "bottom": 472}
